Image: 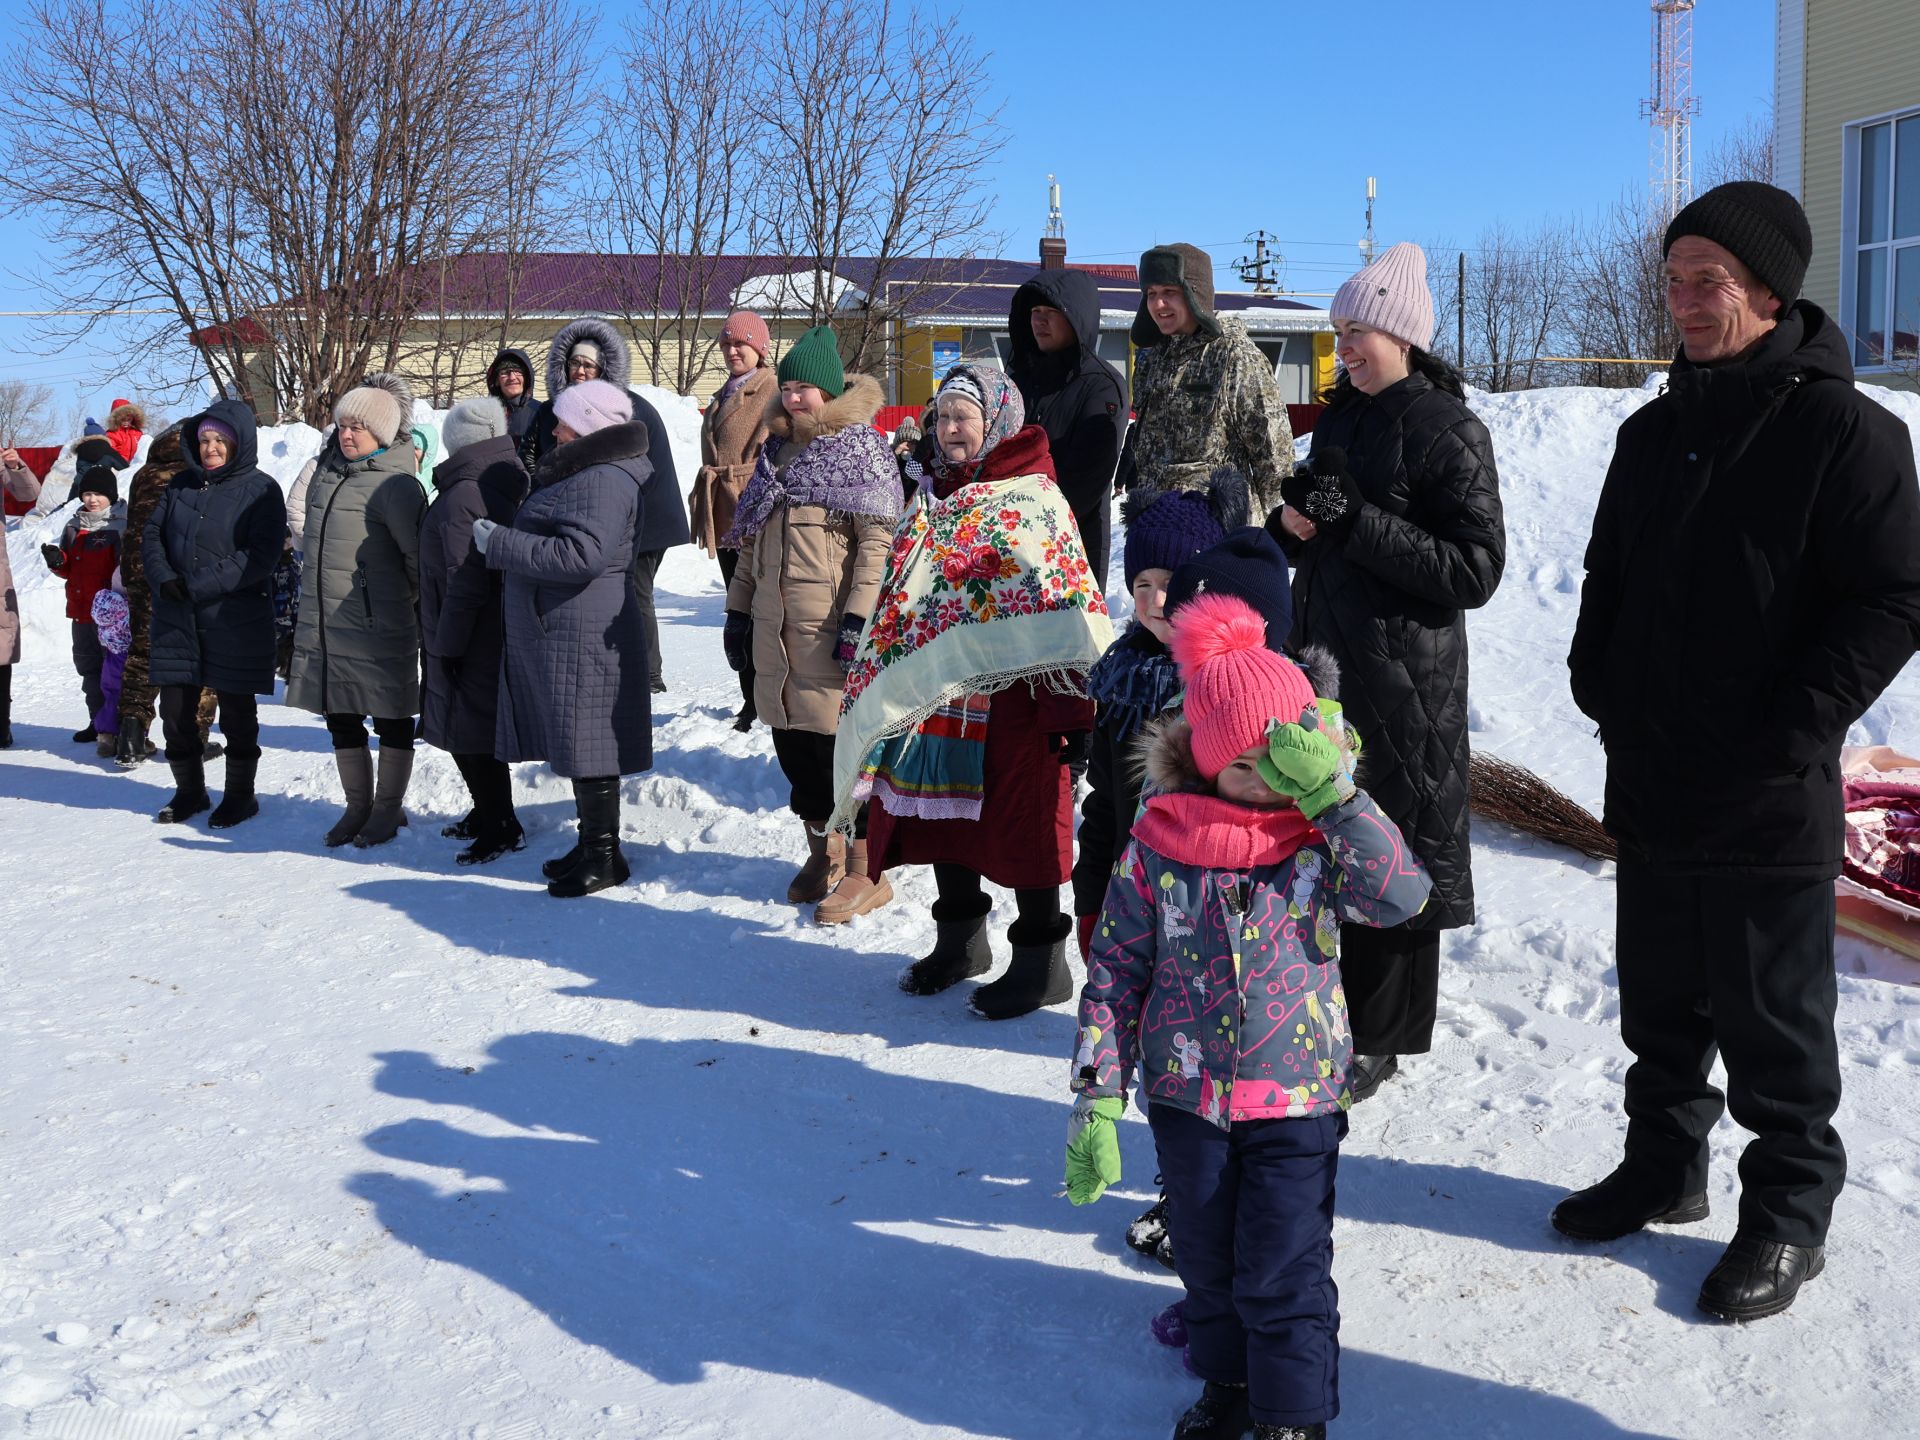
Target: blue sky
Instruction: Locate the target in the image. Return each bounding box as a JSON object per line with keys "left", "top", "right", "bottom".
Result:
{"left": 0, "top": 0, "right": 1775, "bottom": 426}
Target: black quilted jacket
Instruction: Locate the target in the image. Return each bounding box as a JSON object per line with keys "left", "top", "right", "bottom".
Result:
{"left": 1286, "top": 374, "right": 1505, "bottom": 929}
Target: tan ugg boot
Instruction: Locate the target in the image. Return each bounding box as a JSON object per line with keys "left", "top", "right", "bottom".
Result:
{"left": 787, "top": 823, "right": 844, "bottom": 903}
{"left": 815, "top": 837, "right": 893, "bottom": 924}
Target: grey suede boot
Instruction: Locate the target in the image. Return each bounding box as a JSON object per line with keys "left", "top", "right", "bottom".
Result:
{"left": 353, "top": 747, "right": 414, "bottom": 847}
{"left": 324, "top": 747, "right": 375, "bottom": 848}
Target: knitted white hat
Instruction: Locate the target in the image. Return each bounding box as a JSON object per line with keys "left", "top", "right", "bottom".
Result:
{"left": 333, "top": 385, "right": 406, "bottom": 448}
{"left": 1329, "top": 241, "right": 1435, "bottom": 351}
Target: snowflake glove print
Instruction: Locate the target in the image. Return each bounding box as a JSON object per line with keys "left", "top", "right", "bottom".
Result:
{"left": 1064, "top": 1094, "right": 1124, "bottom": 1206}
{"left": 1296, "top": 444, "right": 1362, "bottom": 542}
{"left": 834, "top": 615, "right": 865, "bottom": 673}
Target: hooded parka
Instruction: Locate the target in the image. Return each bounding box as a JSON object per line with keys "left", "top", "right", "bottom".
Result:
{"left": 487, "top": 348, "right": 541, "bottom": 446}
{"left": 418, "top": 434, "right": 528, "bottom": 754}
{"left": 1287, "top": 371, "right": 1505, "bottom": 930}
{"left": 284, "top": 441, "right": 426, "bottom": 718}
{"left": 140, "top": 399, "right": 288, "bottom": 695}
{"left": 1570, "top": 301, "right": 1920, "bottom": 876}
{"left": 489, "top": 419, "right": 653, "bottom": 778}
{"left": 1008, "top": 268, "right": 1129, "bottom": 587}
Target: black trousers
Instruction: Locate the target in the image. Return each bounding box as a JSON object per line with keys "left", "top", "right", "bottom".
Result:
{"left": 325, "top": 713, "right": 415, "bottom": 751}
{"left": 71, "top": 620, "right": 104, "bottom": 718}
{"left": 452, "top": 752, "right": 516, "bottom": 825}
{"left": 933, "top": 862, "right": 1060, "bottom": 939}
{"left": 769, "top": 727, "right": 865, "bottom": 836}
{"left": 632, "top": 548, "right": 665, "bottom": 688}
{"left": 160, "top": 684, "right": 258, "bottom": 762}
{"left": 1616, "top": 858, "right": 1845, "bottom": 1247}
{"left": 716, "top": 547, "right": 755, "bottom": 720}
{"left": 1337, "top": 923, "right": 1441, "bottom": 1055}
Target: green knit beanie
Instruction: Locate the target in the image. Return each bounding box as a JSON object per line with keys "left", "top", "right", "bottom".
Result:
{"left": 777, "top": 325, "right": 846, "bottom": 397}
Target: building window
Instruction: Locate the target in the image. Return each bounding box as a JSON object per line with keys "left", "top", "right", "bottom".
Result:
{"left": 1848, "top": 108, "right": 1920, "bottom": 369}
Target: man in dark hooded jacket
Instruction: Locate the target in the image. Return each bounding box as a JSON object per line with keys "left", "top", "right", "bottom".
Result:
{"left": 1007, "top": 268, "right": 1128, "bottom": 587}
{"left": 1561, "top": 182, "right": 1920, "bottom": 1322}
{"left": 486, "top": 349, "right": 540, "bottom": 447}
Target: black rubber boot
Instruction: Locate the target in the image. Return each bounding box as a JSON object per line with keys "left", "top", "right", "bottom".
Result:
{"left": 1551, "top": 1161, "right": 1710, "bottom": 1242}
{"left": 898, "top": 896, "right": 994, "bottom": 995}
{"left": 208, "top": 751, "right": 260, "bottom": 829}
{"left": 1697, "top": 1232, "right": 1825, "bottom": 1321}
{"left": 970, "top": 913, "right": 1074, "bottom": 1020}
{"left": 1173, "top": 1381, "right": 1251, "bottom": 1440}
{"left": 155, "top": 757, "right": 210, "bottom": 824}
{"left": 548, "top": 779, "right": 630, "bottom": 898}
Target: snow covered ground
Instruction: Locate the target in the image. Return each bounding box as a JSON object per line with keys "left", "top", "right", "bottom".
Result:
{"left": 6, "top": 381, "right": 1920, "bottom": 1439}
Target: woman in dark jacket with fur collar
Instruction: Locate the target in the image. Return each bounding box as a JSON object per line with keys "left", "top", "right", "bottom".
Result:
{"left": 1272, "top": 242, "right": 1505, "bottom": 1102}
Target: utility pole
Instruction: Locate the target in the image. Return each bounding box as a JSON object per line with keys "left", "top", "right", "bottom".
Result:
{"left": 1457, "top": 251, "right": 1467, "bottom": 370}
{"left": 1235, "top": 231, "right": 1283, "bottom": 294}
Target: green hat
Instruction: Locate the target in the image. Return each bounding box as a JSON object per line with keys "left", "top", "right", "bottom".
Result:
{"left": 776, "top": 325, "right": 846, "bottom": 397}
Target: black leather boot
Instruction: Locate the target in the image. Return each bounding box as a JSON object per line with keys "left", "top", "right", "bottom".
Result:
{"left": 548, "top": 779, "right": 629, "bottom": 898}
{"left": 155, "top": 757, "right": 210, "bottom": 824}
{"left": 970, "top": 913, "right": 1073, "bottom": 1020}
{"left": 1347, "top": 1052, "right": 1399, "bottom": 1103}
{"left": 1551, "top": 1161, "right": 1710, "bottom": 1241}
{"left": 1697, "top": 1230, "right": 1825, "bottom": 1320}
{"left": 209, "top": 751, "right": 260, "bottom": 828}
{"left": 459, "top": 817, "right": 526, "bottom": 866}
{"left": 115, "top": 725, "right": 149, "bottom": 767}
{"left": 1172, "top": 1381, "right": 1251, "bottom": 1440}
{"left": 898, "top": 896, "right": 993, "bottom": 995}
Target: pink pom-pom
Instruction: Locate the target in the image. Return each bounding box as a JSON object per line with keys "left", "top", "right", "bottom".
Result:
{"left": 1169, "top": 591, "right": 1268, "bottom": 677}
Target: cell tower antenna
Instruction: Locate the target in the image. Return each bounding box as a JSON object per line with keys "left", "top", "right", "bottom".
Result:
{"left": 1044, "top": 174, "right": 1065, "bottom": 240}
{"left": 1642, "top": 0, "right": 1699, "bottom": 225}
{"left": 1359, "top": 176, "right": 1377, "bottom": 266}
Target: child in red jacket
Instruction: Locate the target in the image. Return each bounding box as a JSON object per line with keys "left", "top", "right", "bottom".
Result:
{"left": 42, "top": 465, "right": 125, "bottom": 748}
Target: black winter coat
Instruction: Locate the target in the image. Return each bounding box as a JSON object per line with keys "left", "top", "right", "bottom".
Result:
{"left": 418, "top": 434, "right": 528, "bottom": 754}
{"left": 531, "top": 388, "right": 689, "bottom": 555}
{"left": 1008, "top": 268, "right": 1128, "bottom": 588}
{"left": 1287, "top": 373, "right": 1505, "bottom": 929}
{"left": 1072, "top": 626, "right": 1170, "bottom": 917}
{"left": 1569, "top": 301, "right": 1920, "bottom": 878}
{"left": 141, "top": 398, "right": 288, "bottom": 696}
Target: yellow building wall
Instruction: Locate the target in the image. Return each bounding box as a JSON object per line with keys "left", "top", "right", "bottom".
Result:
{"left": 1799, "top": 0, "right": 1920, "bottom": 381}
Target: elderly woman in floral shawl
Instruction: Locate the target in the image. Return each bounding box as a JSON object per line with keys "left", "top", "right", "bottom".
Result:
{"left": 831, "top": 364, "right": 1113, "bottom": 1019}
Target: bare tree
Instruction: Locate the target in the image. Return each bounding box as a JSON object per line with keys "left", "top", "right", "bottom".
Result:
{"left": 589, "top": 0, "right": 768, "bottom": 397}
{"left": 0, "top": 0, "right": 592, "bottom": 423}
{"left": 751, "top": 0, "right": 1009, "bottom": 383}
{"left": 1560, "top": 192, "right": 1678, "bottom": 389}
{"left": 1455, "top": 221, "right": 1574, "bottom": 392}
{"left": 1700, "top": 108, "right": 1776, "bottom": 190}
{"left": 0, "top": 378, "right": 58, "bottom": 447}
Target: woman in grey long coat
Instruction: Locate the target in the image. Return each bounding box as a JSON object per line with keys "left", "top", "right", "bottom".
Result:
{"left": 474, "top": 379, "right": 651, "bottom": 899}
{"left": 285, "top": 383, "right": 427, "bottom": 848}
{"left": 419, "top": 396, "right": 529, "bottom": 865}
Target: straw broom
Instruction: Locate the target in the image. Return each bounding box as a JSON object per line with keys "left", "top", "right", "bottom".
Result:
{"left": 1468, "top": 752, "right": 1617, "bottom": 862}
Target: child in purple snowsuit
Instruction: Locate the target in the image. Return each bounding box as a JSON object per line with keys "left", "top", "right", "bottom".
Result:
{"left": 1065, "top": 590, "right": 1431, "bottom": 1440}
{"left": 90, "top": 583, "right": 132, "bottom": 749}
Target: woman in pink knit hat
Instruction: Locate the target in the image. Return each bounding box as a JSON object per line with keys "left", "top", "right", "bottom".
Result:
{"left": 1267, "top": 240, "right": 1506, "bottom": 1105}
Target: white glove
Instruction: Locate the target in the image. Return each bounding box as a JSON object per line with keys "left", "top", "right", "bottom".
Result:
{"left": 471, "top": 517, "right": 498, "bottom": 555}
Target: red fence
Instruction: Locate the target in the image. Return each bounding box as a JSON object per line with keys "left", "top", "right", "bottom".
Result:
{"left": 3, "top": 445, "right": 62, "bottom": 516}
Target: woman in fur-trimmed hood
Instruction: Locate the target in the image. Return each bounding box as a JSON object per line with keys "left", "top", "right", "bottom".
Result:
{"left": 723, "top": 325, "right": 902, "bottom": 923}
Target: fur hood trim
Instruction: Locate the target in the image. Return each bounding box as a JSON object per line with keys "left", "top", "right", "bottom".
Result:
{"left": 764, "top": 374, "right": 884, "bottom": 445}
{"left": 545, "top": 317, "right": 632, "bottom": 397}
{"left": 533, "top": 418, "right": 652, "bottom": 490}
{"left": 106, "top": 401, "right": 146, "bottom": 431}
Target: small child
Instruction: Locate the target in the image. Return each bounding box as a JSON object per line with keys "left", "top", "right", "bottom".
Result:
{"left": 42, "top": 465, "right": 125, "bottom": 746}
{"left": 1065, "top": 591, "right": 1431, "bottom": 1440}
{"left": 90, "top": 580, "right": 132, "bottom": 757}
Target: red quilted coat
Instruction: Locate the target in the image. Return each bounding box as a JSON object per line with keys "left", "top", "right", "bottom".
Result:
{"left": 52, "top": 518, "right": 123, "bottom": 622}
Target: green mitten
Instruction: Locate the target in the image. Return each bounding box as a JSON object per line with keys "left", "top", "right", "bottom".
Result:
{"left": 1064, "top": 1095, "right": 1124, "bottom": 1206}
{"left": 1256, "top": 708, "right": 1354, "bottom": 819}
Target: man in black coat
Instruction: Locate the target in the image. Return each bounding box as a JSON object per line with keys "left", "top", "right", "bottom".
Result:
{"left": 1007, "top": 268, "right": 1128, "bottom": 589}
{"left": 1562, "top": 181, "right": 1920, "bottom": 1321}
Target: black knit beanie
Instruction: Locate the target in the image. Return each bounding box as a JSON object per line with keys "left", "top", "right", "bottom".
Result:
{"left": 75, "top": 464, "right": 120, "bottom": 506}
{"left": 1663, "top": 181, "right": 1814, "bottom": 306}
{"left": 1165, "top": 526, "right": 1293, "bottom": 654}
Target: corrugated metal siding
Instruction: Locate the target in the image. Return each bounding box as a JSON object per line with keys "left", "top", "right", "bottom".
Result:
{"left": 1802, "top": 0, "right": 1920, "bottom": 320}
{"left": 1774, "top": 0, "right": 1806, "bottom": 199}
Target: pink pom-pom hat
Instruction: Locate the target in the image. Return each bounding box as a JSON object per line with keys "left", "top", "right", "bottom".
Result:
{"left": 1170, "top": 591, "right": 1318, "bottom": 778}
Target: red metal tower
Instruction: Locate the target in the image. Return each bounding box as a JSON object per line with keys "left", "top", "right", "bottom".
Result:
{"left": 1642, "top": 0, "right": 1700, "bottom": 225}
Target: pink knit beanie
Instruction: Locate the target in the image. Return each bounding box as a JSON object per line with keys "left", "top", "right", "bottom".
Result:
{"left": 721, "top": 310, "right": 772, "bottom": 362}
{"left": 553, "top": 378, "right": 633, "bottom": 437}
{"left": 1330, "top": 241, "right": 1435, "bottom": 351}
{"left": 1170, "top": 591, "right": 1318, "bottom": 779}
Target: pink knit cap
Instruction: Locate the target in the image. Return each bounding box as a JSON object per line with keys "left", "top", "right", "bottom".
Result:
{"left": 1329, "top": 241, "right": 1435, "bottom": 351}
{"left": 721, "top": 310, "right": 771, "bottom": 362}
{"left": 1170, "top": 592, "right": 1318, "bottom": 779}
{"left": 552, "top": 378, "right": 633, "bottom": 437}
